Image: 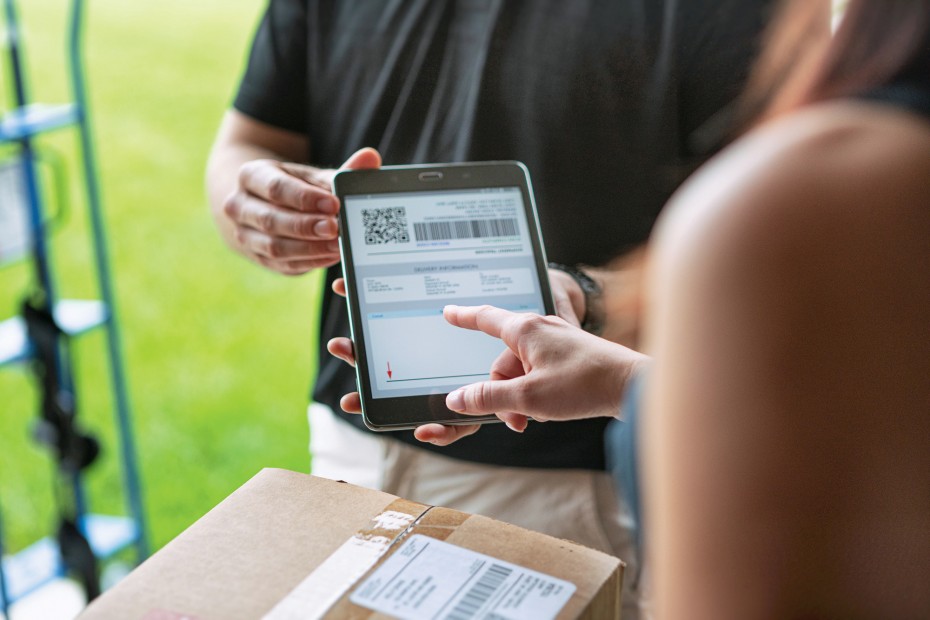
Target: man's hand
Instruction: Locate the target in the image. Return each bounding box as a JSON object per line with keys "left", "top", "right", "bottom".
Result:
{"left": 548, "top": 268, "right": 586, "bottom": 327}
{"left": 219, "top": 148, "right": 381, "bottom": 275}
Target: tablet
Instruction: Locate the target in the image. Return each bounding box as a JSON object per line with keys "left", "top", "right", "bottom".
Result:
{"left": 333, "top": 161, "right": 555, "bottom": 430}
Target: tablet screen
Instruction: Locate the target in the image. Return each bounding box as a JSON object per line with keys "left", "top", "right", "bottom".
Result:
{"left": 343, "top": 186, "right": 547, "bottom": 399}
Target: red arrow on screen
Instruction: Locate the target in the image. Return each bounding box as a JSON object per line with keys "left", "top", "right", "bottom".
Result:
{"left": 387, "top": 362, "right": 393, "bottom": 379}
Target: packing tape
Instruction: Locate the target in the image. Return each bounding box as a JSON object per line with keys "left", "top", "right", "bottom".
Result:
{"left": 263, "top": 498, "right": 468, "bottom": 619}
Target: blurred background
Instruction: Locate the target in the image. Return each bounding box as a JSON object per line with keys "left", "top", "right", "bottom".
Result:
{"left": 1, "top": 0, "right": 320, "bottom": 573}
{"left": 1, "top": 0, "right": 851, "bottom": 616}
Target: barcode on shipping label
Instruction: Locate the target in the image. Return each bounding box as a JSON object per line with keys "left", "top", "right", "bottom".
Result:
{"left": 349, "top": 534, "right": 576, "bottom": 620}
{"left": 413, "top": 218, "right": 518, "bottom": 242}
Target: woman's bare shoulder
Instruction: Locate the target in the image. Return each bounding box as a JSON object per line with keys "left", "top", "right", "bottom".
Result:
{"left": 653, "top": 100, "right": 930, "bottom": 292}
{"left": 644, "top": 101, "right": 930, "bottom": 620}
{"left": 648, "top": 98, "right": 930, "bottom": 434}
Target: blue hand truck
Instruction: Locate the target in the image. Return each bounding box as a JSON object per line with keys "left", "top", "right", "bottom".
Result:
{"left": 0, "top": 0, "right": 148, "bottom": 613}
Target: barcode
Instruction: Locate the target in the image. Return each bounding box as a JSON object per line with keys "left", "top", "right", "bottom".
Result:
{"left": 414, "top": 218, "right": 518, "bottom": 241}
{"left": 444, "top": 564, "right": 513, "bottom": 620}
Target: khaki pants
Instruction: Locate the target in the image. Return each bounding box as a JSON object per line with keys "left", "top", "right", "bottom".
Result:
{"left": 309, "top": 403, "right": 644, "bottom": 619}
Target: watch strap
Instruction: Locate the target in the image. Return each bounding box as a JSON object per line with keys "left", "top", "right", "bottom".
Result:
{"left": 548, "top": 263, "right": 605, "bottom": 335}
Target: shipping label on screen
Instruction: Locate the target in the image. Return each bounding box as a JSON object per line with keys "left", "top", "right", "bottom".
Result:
{"left": 344, "top": 188, "right": 545, "bottom": 398}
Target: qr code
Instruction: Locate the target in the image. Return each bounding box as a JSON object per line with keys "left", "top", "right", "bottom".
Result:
{"left": 362, "top": 207, "right": 410, "bottom": 244}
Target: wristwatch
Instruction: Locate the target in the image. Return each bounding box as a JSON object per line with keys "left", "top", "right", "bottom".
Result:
{"left": 547, "top": 263, "right": 605, "bottom": 335}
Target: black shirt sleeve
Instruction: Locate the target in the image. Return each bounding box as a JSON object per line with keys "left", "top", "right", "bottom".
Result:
{"left": 233, "top": 0, "right": 309, "bottom": 133}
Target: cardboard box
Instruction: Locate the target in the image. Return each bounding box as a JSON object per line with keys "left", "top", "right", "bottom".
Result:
{"left": 81, "top": 469, "right": 623, "bottom": 619}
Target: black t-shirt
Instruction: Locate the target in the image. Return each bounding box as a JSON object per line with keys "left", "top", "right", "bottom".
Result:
{"left": 234, "top": 0, "right": 773, "bottom": 470}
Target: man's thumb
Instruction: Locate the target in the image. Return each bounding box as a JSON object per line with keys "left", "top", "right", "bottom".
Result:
{"left": 339, "top": 147, "right": 382, "bottom": 171}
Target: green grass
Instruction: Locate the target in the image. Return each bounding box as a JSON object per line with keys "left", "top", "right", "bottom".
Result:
{"left": 1, "top": 0, "right": 321, "bottom": 555}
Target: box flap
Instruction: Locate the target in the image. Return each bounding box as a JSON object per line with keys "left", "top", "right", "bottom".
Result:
{"left": 80, "top": 469, "right": 404, "bottom": 619}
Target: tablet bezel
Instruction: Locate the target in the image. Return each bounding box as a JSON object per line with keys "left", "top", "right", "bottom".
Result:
{"left": 333, "top": 161, "right": 555, "bottom": 431}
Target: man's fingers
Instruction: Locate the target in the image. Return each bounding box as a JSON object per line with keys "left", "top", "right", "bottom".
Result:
{"left": 279, "top": 162, "right": 335, "bottom": 191}
{"left": 239, "top": 160, "right": 338, "bottom": 214}
{"left": 339, "top": 392, "right": 362, "bottom": 414}
{"left": 257, "top": 257, "right": 340, "bottom": 275}
{"left": 498, "top": 412, "right": 529, "bottom": 433}
{"left": 235, "top": 227, "right": 340, "bottom": 262}
{"left": 413, "top": 423, "right": 480, "bottom": 446}
{"left": 227, "top": 193, "right": 338, "bottom": 241}
{"left": 326, "top": 337, "right": 355, "bottom": 367}
{"left": 446, "top": 378, "right": 525, "bottom": 415}
{"left": 331, "top": 278, "right": 347, "bottom": 297}
{"left": 339, "top": 147, "right": 382, "bottom": 171}
{"left": 547, "top": 268, "right": 584, "bottom": 327}
{"left": 275, "top": 259, "right": 332, "bottom": 276}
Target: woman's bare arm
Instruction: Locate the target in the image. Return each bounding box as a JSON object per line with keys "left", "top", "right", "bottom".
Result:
{"left": 643, "top": 102, "right": 930, "bottom": 619}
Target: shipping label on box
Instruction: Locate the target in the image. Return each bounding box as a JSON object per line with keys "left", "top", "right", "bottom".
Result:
{"left": 349, "top": 534, "right": 576, "bottom": 619}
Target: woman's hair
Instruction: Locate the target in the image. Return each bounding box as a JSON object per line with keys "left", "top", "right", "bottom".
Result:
{"left": 747, "top": 0, "right": 930, "bottom": 121}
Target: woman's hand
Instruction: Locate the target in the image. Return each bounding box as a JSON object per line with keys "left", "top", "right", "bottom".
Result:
{"left": 327, "top": 297, "right": 649, "bottom": 445}
{"left": 442, "top": 305, "right": 650, "bottom": 426}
